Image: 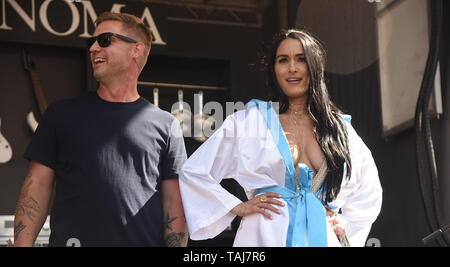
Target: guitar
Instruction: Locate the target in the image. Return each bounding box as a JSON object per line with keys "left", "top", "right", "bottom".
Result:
{"left": 23, "top": 50, "right": 48, "bottom": 132}
{"left": 0, "top": 117, "right": 13, "bottom": 164}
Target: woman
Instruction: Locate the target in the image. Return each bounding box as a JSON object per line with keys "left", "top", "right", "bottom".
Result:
{"left": 179, "top": 29, "right": 382, "bottom": 247}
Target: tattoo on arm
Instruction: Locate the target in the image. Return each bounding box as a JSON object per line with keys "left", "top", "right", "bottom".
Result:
{"left": 14, "top": 220, "right": 27, "bottom": 241}
{"left": 164, "top": 213, "right": 178, "bottom": 231}
{"left": 163, "top": 213, "right": 187, "bottom": 247}
{"left": 15, "top": 173, "right": 41, "bottom": 224}
{"left": 165, "top": 232, "right": 187, "bottom": 247}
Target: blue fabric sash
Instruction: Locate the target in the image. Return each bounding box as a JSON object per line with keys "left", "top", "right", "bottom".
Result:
{"left": 256, "top": 165, "right": 328, "bottom": 247}
{"left": 249, "top": 99, "right": 328, "bottom": 247}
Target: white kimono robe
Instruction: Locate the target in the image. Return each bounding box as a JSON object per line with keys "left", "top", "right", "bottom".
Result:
{"left": 179, "top": 100, "right": 382, "bottom": 247}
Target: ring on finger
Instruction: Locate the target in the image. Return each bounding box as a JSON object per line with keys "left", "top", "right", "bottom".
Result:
{"left": 260, "top": 196, "right": 267, "bottom": 203}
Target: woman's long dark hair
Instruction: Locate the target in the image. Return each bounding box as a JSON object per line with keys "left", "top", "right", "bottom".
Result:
{"left": 266, "top": 29, "right": 352, "bottom": 203}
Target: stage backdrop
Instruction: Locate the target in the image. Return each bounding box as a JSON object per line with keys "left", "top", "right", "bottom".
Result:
{"left": 0, "top": 0, "right": 168, "bottom": 48}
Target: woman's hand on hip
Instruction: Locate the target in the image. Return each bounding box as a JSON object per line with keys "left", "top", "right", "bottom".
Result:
{"left": 231, "top": 193, "right": 284, "bottom": 219}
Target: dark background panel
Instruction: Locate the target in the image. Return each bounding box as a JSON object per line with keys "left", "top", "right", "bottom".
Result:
{"left": 0, "top": 43, "right": 85, "bottom": 214}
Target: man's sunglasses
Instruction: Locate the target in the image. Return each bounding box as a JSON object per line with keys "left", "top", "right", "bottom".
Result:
{"left": 87, "top": 32, "right": 137, "bottom": 48}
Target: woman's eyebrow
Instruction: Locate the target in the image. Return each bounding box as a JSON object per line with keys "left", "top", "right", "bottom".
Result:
{"left": 276, "top": 53, "right": 305, "bottom": 58}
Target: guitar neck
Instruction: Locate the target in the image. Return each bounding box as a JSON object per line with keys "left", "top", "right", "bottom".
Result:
{"left": 28, "top": 70, "right": 48, "bottom": 115}
{"left": 0, "top": 118, "right": 13, "bottom": 163}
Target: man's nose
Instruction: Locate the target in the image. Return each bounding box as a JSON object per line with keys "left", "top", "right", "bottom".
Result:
{"left": 89, "top": 41, "right": 100, "bottom": 53}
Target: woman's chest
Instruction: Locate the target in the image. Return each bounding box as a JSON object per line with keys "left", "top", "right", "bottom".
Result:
{"left": 279, "top": 115, "right": 325, "bottom": 173}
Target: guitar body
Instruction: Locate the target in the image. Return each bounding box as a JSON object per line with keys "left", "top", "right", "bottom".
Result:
{"left": 0, "top": 118, "right": 13, "bottom": 164}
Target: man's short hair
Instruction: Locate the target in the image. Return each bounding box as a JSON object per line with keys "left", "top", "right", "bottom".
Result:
{"left": 95, "top": 12, "right": 152, "bottom": 62}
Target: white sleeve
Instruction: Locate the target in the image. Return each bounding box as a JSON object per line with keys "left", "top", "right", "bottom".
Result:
{"left": 333, "top": 126, "right": 383, "bottom": 247}
{"left": 179, "top": 115, "right": 242, "bottom": 240}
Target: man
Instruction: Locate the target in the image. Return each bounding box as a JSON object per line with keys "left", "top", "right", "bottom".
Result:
{"left": 14, "top": 12, "right": 188, "bottom": 247}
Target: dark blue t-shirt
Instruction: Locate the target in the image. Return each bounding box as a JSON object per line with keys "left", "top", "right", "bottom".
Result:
{"left": 24, "top": 91, "right": 187, "bottom": 247}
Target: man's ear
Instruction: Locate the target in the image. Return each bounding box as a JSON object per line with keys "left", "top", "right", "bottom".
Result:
{"left": 132, "top": 42, "right": 146, "bottom": 59}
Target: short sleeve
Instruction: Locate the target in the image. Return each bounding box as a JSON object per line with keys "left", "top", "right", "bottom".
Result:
{"left": 160, "top": 117, "right": 187, "bottom": 179}
{"left": 24, "top": 104, "right": 58, "bottom": 170}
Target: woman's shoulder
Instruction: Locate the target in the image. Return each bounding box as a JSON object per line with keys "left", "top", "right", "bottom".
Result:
{"left": 335, "top": 113, "right": 357, "bottom": 137}
{"left": 337, "top": 113, "right": 352, "bottom": 124}
{"left": 217, "top": 99, "right": 270, "bottom": 132}
{"left": 228, "top": 99, "right": 272, "bottom": 123}
{"left": 337, "top": 114, "right": 373, "bottom": 157}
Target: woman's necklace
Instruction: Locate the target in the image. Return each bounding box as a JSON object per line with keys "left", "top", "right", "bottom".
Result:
{"left": 287, "top": 104, "right": 309, "bottom": 194}
{"left": 288, "top": 104, "right": 309, "bottom": 157}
